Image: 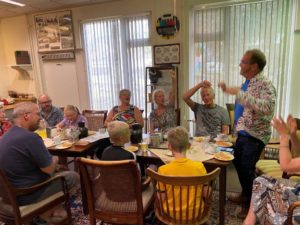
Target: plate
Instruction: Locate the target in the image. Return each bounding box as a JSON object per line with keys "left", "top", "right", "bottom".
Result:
{"left": 193, "top": 136, "right": 205, "bottom": 142}
{"left": 56, "top": 142, "right": 73, "bottom": 149}
{"left": 214, "top": 152, "right": 234, "bottom": 161}
{"left": 215, "top": 141, "right": 233, "bottom": 148}
{"left": 124, "top": 146, "right": 139, "bottom": 152}
{"left": 164, "top": 150, "right": 173, "bottom": 157}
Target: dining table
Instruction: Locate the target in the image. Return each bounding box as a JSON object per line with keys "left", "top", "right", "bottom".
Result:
{"left": 135, "top": 142, "right": 231, "bottom": 225}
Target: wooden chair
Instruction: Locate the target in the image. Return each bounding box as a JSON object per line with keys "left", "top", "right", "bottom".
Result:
{"left": 77, "top": 158, "right": 154, "bottom": 225}
{"left": 0, "top": 170, "right": 71, "bottom": 225}
{"left": 82, "top": 110, "right": 108, "bottom": 131}
{"left": 146, "top": 167, "right": 220, "bottom": 225}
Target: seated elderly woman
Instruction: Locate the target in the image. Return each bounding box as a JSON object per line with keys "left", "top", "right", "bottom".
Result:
{"left": 104, "top": 89, "right": 144, "bottom": 127}
{"left": 149, "top": 89, "right": 176, "bottom": 134}
{"left": 243, "top": 115, "right": 300, "bottom": 225}
{"left": 56, "top": 105, "right": 87, "bottom": 129}
{"left": 0, "top": 108, "right": 12, "bottom": 137}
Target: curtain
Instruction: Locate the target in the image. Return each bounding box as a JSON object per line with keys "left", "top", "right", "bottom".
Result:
{"left": 82, "top": 14, "right": 152, "bottom": 110}
{"left": 190, "top": 0, "right": 294, "bottom": 118}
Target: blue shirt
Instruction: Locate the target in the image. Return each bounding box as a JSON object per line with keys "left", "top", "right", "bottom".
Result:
{"left": 234, "top": 80, "right": 250, "bottom": 137}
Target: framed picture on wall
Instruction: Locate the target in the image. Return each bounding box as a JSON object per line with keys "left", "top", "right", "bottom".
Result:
{"left": 35, "top": 10, "right": 75, "bottom": 52}
{"left": 153, "top": 43, "right": 180, "bottom": 65}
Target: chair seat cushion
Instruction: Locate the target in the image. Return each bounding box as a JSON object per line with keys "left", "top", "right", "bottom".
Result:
{"left": 256, "top": 160, "right": 282, "bottom": 178}
{"left": 95, "top": 183, "right": 154, "bottom": 213}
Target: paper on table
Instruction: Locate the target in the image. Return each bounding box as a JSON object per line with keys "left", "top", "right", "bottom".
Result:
{"left": 150, "top": 142, "right": 214, "bottom": 164}
{"left": 80, "top": 132, "right": 109, "bottom": 143}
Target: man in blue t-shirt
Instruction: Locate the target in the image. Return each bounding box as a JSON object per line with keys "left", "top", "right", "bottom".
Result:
{"left": 0, "top": 102, "right": 79, "bottom": 221}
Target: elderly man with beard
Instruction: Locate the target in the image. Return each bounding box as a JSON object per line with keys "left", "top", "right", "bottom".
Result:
{"left": 38, "top": 94, "right": 63, "bottom": 127}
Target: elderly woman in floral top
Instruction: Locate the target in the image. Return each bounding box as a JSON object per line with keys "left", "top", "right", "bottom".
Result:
{"left": 149, "top": 89, "right": 176, "bottom": 134}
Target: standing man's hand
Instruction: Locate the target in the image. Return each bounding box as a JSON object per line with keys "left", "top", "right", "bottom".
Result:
{"left": 218, "top": 81, "right": 240, "bottom": 95}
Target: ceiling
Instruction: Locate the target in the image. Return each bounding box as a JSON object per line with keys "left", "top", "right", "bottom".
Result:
{"left": 0, "top": 0, "right": 116, "bottom": 19}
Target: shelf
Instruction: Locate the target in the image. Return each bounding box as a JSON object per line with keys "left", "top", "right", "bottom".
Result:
{"left": 10, "top": 64, "right": 33, "bottom": 79}
{"left": 10, "top": 64, "right": 32, "bottom": 71}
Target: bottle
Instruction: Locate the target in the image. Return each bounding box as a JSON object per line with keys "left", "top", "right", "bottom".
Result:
{"left": 130, "top": 123, "right": 142, "bottom": 144}
{"left": 78, "top": 122, "right": 88, "bottom": 139}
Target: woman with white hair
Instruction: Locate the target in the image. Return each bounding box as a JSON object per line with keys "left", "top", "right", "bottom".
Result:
{"left": 149, "top": 89, "right": 176, "bottom": 134}
{"left": 104, "top": 89, "right": 144, "bottom": 127}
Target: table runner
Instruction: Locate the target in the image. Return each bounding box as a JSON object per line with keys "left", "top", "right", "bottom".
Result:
{"left": 149, "top": 141, "right": 214, "bottom": 164}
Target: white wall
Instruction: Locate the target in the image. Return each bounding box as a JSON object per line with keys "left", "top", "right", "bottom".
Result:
{"left": 0, "top": 16, "right": 37, "bottom": 98}
{"left": 0, "top": 20, "right": 9, "bottom": 97}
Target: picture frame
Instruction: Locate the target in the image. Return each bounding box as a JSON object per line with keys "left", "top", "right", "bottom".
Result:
{"left": 153, "top": 43, "right": 180, "bottom": 65}
{"left": 35, "top": 10, "right": 75, "bottom": 52}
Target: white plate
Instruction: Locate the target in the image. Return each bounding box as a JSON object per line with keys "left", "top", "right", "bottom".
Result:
{"left": 214, "top": 152, "right": 234, "bottom": 161}
{"left": 56, "top": 142, "right": 73, "bottom": 149}
{"left": 124, "top": 146, "right": 139, "bottom": 152}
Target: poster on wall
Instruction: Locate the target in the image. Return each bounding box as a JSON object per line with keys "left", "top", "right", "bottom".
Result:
{"left": 35, "top": 10, "right": 75, "bottom": 52}
{"left": 156, "top": 13, "right": 180, "bottom": 39}
{"left": 153, "top": 44, "right": 180, "bottom": 65}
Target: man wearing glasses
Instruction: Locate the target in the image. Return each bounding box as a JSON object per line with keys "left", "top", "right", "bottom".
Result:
{"left": 38, "top": 94, "right": 63, "bottom": 127}
{"left": 219, "top": 49, "right": 276, "bottom": 219}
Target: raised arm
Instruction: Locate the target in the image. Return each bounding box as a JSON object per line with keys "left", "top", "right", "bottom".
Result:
{"left": 104, "top": 109, "right": 114, "bottom": 128}
{"left": 134, "top": 107, "right": 144, "bottom": 127}
{"left": 183, "top": 81, "right": 211, "bottom": 109}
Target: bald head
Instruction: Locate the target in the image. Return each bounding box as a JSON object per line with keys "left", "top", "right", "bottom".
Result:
{"left": 13, "top": 102, "right": 41, "bottom": 131}
{"left": 107, "top": 121, "right": 130, "bottom": 145}
{"left": 38, "top": 94, "right": 53, "bottom": 113}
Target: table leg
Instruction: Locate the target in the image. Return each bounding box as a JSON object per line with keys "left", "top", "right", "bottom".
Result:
{"left": 219, "top": 166, "right": 227, "bottom": 225}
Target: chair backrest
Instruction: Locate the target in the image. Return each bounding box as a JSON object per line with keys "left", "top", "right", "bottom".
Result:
{"left": 77, "top": 158, "right": 145, "bottom": 224}
{"left": 0, "top": 170, "right": 21, "bottom": 224}
{"left": 226, "top": 103, "right": 235, "bottom": 135}
{"left": 147, "top": 167, "right": 220, "bottom": 225}
{"left": 82, "top": 110, "right": 108, "bottom": 131}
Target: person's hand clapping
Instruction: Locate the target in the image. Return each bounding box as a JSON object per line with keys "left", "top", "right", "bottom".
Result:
{"left": 271, "top": 116, "right": 290, "bottom": 137}
{"left": 218, "top": 81, "right": 240, "bottom": 95}
{"left": 201, "top": 80, "right": 211, "bottom": 88}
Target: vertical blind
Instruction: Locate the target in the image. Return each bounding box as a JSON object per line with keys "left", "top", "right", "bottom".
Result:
{"left": 82, "top": 14, "right": 152, "bottom": 110}
{"left": 191, "top": 0, "right": 294, "bottom": 118}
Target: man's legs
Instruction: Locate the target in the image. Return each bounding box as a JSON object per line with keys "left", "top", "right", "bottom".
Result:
{"left": 233, "top": 135, "right": 265, "bottom": 218}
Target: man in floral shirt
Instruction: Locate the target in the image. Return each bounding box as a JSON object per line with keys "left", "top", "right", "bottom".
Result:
{"left": 219, "top": 49, "right": 276, "bottom": 219}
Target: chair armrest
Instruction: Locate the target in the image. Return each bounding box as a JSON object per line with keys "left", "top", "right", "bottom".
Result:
{"left": 286, "top": 201, "right": 300, "bottom": 225}
{"left": 141, "top": 177, "right": 151, "bottom": 191}
{"left": 14, "top": 175, "right": 66, "bottom": 196}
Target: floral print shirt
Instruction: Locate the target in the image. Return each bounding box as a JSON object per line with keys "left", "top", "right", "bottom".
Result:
{"left": 235, "top": 73, "right": 276, "bottom": 144}
{"left": 149, "top": 106, "right": 176, "bottom": 133}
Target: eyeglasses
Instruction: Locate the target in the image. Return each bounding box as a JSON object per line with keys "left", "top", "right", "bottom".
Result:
{"left": 24, "top": 111, "right": 41, "bottom": 117}
{"left": 38, "top": 100, "right": 52, "bottom": 105}
{"left": 240, "top": 60, "right": 253, "bottom": 65}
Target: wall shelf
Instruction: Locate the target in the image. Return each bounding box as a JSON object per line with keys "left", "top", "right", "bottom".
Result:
{"left": 10, "top": 64, "right": 33, "bottom": 79}
{"left": 10, "top": 64, "right": 32, "bottom": 71}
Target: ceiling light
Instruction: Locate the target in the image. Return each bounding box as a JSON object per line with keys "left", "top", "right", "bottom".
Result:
{"left": 0, "top": 0, "right": 25, "bottom": 7}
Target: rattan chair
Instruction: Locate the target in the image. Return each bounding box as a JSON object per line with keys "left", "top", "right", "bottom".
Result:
{"left": 77, "top": 158, "right": 154, "bottom": 225}
{"left": 82, "top": 110, "right": 108, "bottom": 131}
{"left": 0, "top": 170, "right": 71, "bottom": 225}
{"left": 147, "top": 167, "right": 220, "bottom": 225}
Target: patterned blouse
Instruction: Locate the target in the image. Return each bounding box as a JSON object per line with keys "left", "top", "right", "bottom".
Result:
{"left": 149, "top": 106, "right": 176, "bottom": 133}
{"left": 235, "top": 73, "right": 276, "bottom": 144}
{"left": 112, "top": 105, "right": 136, "bottom": 125}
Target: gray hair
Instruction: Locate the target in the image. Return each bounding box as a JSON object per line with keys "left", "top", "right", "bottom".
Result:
{"left": 107, "top": 121, "right": 130, "bottom": 143}
{"left": 152, "top": 89, "right": 165, "bottom": 103}
{"left": 12, "top": 102, "right": 37, "bottom": 120}
{"left": 201, "top": 86, "right": 215, "bottom": 98}
{"left": 246, "top": 49, "right": 266, "bottom": 71}
{"left": 119, "top": 89, "right": 131, "bottom": 97}
{"left": 64, "top": 105, "right": 79, "bottom": 114}
{"left": 167, "top": 126, "right": 190, "bottom": 153}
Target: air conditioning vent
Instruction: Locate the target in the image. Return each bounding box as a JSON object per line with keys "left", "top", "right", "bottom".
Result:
{"left": 41, "top": 51, "right": 75, "bottom": 61}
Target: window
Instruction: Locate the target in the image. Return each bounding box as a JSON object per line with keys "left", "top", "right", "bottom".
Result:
{"left": 190, "top": 0, "right": 294, "bottom": 117}
{"left": 82, "top": 14, "right": 152, "bottom": 111}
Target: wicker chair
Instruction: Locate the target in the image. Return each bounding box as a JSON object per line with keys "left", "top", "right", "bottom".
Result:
{"left": 82, "top": 110, "right": 108, "bottom": 131}
{"left": 77, "top": 158, "right": 154, "bottom": 225}
{"left": 0, "top": 170, "right": 71, "bottom": 225}
{"left": 147, "top": 167, "right": 220, "bottom": 225}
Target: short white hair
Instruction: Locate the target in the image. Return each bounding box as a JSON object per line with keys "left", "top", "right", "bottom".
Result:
{"left": 12, "top": 102, "right": 37, "bottom": 119}
{"left": 107, "top": 121, "right": 130, "bottom": 143}
{"left": 167, "top": 126, "right": 190, "bottom": 153}
{"left": 152, "top": 89, "right": 165, "bottom": 103}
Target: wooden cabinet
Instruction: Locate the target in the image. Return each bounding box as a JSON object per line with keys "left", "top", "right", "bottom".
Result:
{"left": 144, "top": 66, "right": 178, "bottom": 132}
